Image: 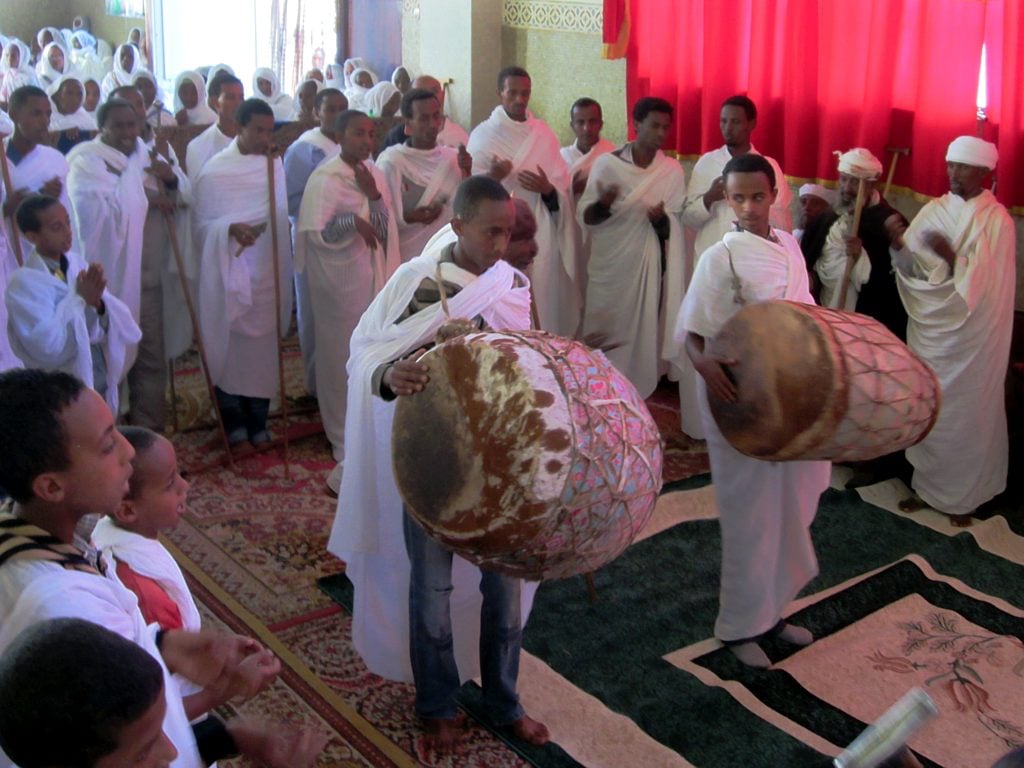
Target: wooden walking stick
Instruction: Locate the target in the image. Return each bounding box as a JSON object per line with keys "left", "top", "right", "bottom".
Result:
{"left": 883, "top": 146, "right": 910, "bottom": 197}
{"left": 266, "top": 149, "right": 290, "bottom": 479}
{"left": 0, "top": 143, "right": 24, "bottom": 267}
{"left": 162, "top": 210, "right": 236, "bottom": 469}
{"left": 837, "top": 177, "right": 867, "bottom": 310}
{"left": 153, "top": 104, "right": 181, "bottom": 436}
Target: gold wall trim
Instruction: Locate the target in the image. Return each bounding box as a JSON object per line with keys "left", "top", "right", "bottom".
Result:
{"left": 503, "top": 0, "right": 602, "bottom": 34}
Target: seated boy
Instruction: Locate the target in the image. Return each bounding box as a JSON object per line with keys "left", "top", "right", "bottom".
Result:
{"left": 674, "top": 153, "right": 830, "bottom": 668}
{"left": 0, "top": 369, "right": 325, "bottom": 767}
{"left": 6, "top": 194, "right": 140, "bottom": 414}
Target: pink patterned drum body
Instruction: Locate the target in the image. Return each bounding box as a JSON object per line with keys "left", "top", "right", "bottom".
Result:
{"left": 706, "top": 301, "right": 941, "bottom": 462}
{"left": 392, "top": 330, "right": 663, "bottom": 580}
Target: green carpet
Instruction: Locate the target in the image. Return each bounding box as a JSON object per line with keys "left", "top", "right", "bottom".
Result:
{"left": 320, "top": 485, "right": 1024, "bottom": 767}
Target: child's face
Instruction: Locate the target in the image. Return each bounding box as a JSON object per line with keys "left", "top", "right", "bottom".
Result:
{"left": 178, "top": 80, "right": 198, "bottom": 110}
{"left": 128, "top": 436, "right": 189, "bottom": 538}
{"left": 725, "top": 170, "right": 777, "bottom": 237}
{"left": 56, "top": 80, "right": 84, "bottom": 116}
{"left": 25, "top": 202, "right": 73, "bottom": 257}
{"left": 84, "top": 80, "right": 101, "bottom": 111}
{"left": 57, "top": 389, "right": 135, "bottom": 517}
{"left": 94, "top": 686, "right": 177, "bottom": 768}
{"left": 47, "top": 46, "right": 65, "bottom": 73}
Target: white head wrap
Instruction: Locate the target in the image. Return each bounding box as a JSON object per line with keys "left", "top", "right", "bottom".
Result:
{"left": 253, "top": 67, "right": 281, "bottom": 100}
{"left": 174, "top": 69, "right": 217, "bottom": 124}
{"left": 834, "top": 148, "right": 883, "bottom": 180}
{"left": 36, "top": 41, "right": 70, "bottom": 85}
{"left": 363, "top": 80, "right": 399, "bottom": 117}
{"left": 945, "top": 135, "right": 998, "bottom": 170}
{"left": 798, "top": 183, "right": 836, "bottom": 206}
{"left": 113, "top": 43, "right": 142, "bottom": 85}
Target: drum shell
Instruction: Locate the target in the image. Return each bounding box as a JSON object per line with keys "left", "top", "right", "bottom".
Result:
{"left": 706, "top": 301, "right": 940, "bottom": 462}
{"left": 392, "top": 330, "right": 662, "bottom": 580}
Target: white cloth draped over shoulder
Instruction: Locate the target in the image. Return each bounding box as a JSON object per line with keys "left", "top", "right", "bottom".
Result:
{"left": 895, "top": 189, "right": 1015, "bottom": 515}
{"left": 92, "top": 518, "right": 201, "bottom": 631}
{"left": 184, "top": 123, "right": 232, "bottom": 185}
{"left": 35, "top": 41, "right": 71, "bottom": 88}
{"left": 437, "top": 118, "right": 469, "bottom": 150}
{"left": 468, "top": 106, "right": 580, "bottom": 336}
{"left": 0, "top": 40, "right": 40, "bottom": 104}
{"left": 578, "top": 148, "right": 686, "bottom": 398}
{"left": 295, "top": 155, "right": 399, "bottom": 459}
{"left": 0, "top": 559, "right": 204, "bottom": 768}
{"left": 560, "top": 138, "right": 616, "bottom": 188}
{"left": 376, "top": 142, "right": 462, "bottom": 263}
{"left": 816, "top": 208, "right": 871, "bottom": 310}
{"left": 47, "top": 74, "right": 98, "bottom": 132}
{"left": 100, "top": 43, "right": 141, "bottom": 101}
{"left": 193, "top": 140, "right": 292, "bottom": 396}
{"left": 676, "top": 229, "right": 829, "bottom": 641}
{"left": 327, "top": 227, "right": 536, "bottom": 682}
{"left": 66, "top": 136, "right": 149, "bottom": 323}
{"left": 6, "top": 248, "right": 140, "bottom": 413}
{"left": 2, "top": 137, "right": 73, "bottom": 262}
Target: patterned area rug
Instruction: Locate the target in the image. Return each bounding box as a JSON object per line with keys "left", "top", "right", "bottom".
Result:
{"left": 164, "top": 342, "right": 707, "bottom": 767}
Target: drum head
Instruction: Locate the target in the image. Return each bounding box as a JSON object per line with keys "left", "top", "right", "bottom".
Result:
{"left": 706, "top": 301, "right": 842, "bottom": 459}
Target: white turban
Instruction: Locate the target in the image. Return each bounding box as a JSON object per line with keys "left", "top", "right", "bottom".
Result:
{"left": 834, "top": 148, "right": 884, "bottom": 180}
{"left": 945, "top": 135, "right": 998, "bottom": 170}
{"left": 798, "top": 183, "right": 835, "bottom": 205}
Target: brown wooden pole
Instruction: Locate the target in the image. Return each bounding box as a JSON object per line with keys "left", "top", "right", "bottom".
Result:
{"left": 266, "top": 151, "right": 290, "bottom": 479}
{"left": 162, "top": 211, "right": 235, "bottom": 469}
{"left": 0, "top": 147, "right": 24, "bottom": 267}
{"left": 837, "top": 177, "right": 867, "bottom": 310}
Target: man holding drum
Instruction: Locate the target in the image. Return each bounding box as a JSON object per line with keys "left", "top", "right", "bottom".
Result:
{"left": 327, "top": 176, "right": 549, "bottom": 754}
{"left": 675, "top": 153, "right": 830, "bottom": 669}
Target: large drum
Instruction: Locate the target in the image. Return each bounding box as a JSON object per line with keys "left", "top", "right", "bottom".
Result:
{"left": 706, "top": 301, "right": 940, "bottom": 462}
{"left": 392, "top": 329, "right": 662, "bottom": 580}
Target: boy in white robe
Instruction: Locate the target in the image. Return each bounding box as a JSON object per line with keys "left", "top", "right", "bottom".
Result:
{"left": 467, "top": 66, "right": 580, "bottom": 337}
{"left": 184, "top": 74, "right": 243, "bottom": 185}
{"left": 327, "top": 176, "right": 547, "bottom": 754}
{"left": 6, "top": 195, "right": 140, "bottom": 414}
{"left": 0, "top": 369, "right": 325, "bottom": 768}
{"left": 377, "top": 88, "right": 470, "bottom": 264}
{"left": 676, "top": 153, "right": 829, "bottom": 669}
{"left": 283, "top": 87, "right": 347, "bottom": 396}
{"left": 560, "top": 97, "right": 615, "bottom": 198}
{"left": 411, "top": 75, "right": 470, "bottom": 149}
{"left": 889, "top": 136, "right": 1016, "bottom": 526}
{"left": 194, "top": 98, "right": 293, "bottom": 449}
{"left": 579, "top": 96, "right": 686, "bottom": 398}
{"left": 295, "top": 109, "right": 399, "bottom": 473}
{"left": 3, "top": 85, "right": 72, "bottom": 262}
{"left": 679, "top": 95, "right": 791, "bottom": 439}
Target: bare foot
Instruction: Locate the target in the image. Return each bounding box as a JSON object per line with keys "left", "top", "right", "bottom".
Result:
{"left": 728, "top": 641, "right": 770, "bottom": 668}
{"left": 949, "top": 513, "right": 975, "bottom": 528}
{"left": 508, "top": 714, "right": 550, "bottom": 746}
{"left": 418, "top": 713, "right": 466, "bottom": 762}
{"left": 898, "top": 496, "right": 928, "bottom": 512}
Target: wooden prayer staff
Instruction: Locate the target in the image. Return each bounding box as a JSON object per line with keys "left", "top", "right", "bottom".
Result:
{"left": 266, "top": 149, "right": 291, "bottom": 479}
{"left": 883, "top": 146, "right": 910, "bottom": 197}
{"left": 837, "top": 177, "right": 867, "bottom": 310}
{"left": 0, "top": 143, "right": 24, "bottom": 267}
{"left": 162, "top": 211, "right": 236, "bottom": 470}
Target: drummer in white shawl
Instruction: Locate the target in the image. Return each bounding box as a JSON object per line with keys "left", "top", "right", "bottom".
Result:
{"left": 6, "top": 195, "right": 140, "bottom": 413}
{"left": 66, "top": 98, "right": 148, "bottom": 331}
{"left": 889, "top": 136, "right": 1016, "bottom": 527}
{"left": 560, "top": 97, "right": 615, "bottom": 198}
{"left": 377, "top": 87, "right": 471, "bottom": 264}
{"left": 3, "top": 86, "right": 73, "bottom": 267}
{"left": 194, "top": 98, "right": 292, "bottom": 449}
{"left": 579, "top": 96, "right": 686, "bottom": 399}
{"left": 327, "top": 176, "right": 548, "bottom": 753}
{"left": 467, "top": 66, "right": 579, "bottom": 337}
{"left": 184, "top": 73, "right": 243, "bottom": 185}
{"left": 283, "top": 87, "right": 347, "bottom": 396}
{"left": 676, "top": 154, "right": 829, "bottom": 669}
{"left": 295, "top": 109, "right": 399, "bottom": 469}
{"left": 173, "top": 70, "right": 217, "bottom": 126}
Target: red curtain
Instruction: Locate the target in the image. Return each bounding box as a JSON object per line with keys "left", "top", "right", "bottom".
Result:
{"left": 619, "top": 0, "right": 1022, "bottom": 209}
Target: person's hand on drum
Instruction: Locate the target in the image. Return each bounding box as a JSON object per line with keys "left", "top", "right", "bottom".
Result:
{"left": 686, "top": 332, "right": 738, "bottom": 403}
{"left": 385, "top": 348, "right": 430, "bottom": 396}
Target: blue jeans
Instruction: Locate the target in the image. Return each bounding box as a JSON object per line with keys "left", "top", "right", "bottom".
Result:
{"left": 403, "top": 508, "right": 525, "bottom": 725}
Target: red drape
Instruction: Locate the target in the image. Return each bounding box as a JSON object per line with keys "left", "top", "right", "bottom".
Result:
{"left": 620, "top": 0, "right": 1022, "bottom": 209}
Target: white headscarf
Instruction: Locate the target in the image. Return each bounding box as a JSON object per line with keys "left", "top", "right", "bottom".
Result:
{"left": 47, "top": 74, "right": 97, "bottom": 131}
{"left": 36, "top": 27, "right": 63, "bottom": 52}
{"left": 252, "top": 67, "right": 281, "bottom": 100}
{"left": 391, "top": 65, "right": 410, "bottom": 88}
{"left": 130, "top": 69, "right": 173, "bottom": 127}
{"left": 293, "top": 77, "right": 323, "bottom": 116}
{"left": 36, "top": 41, "right": 71, "bottom": 87}
{"left": 798, "top": 183, "right": 836, "bottom": 206}
{"left": 342, "top": 57, "right": 372, "bottom": 89}
{"left": 0, "top": 40, "right": 40, "bottom": 101}
{"left": 112, "top": 43, "right": 142, "bottom": 86}
{"left": 173, "top": 69, "right": 217, "bottom": 125}
{"left": 834, "top": 148, "right": 883, "bottom": 180}
{"left": 207, "top": 63, "right": 235, "bottom": 86}
{"left": 81, "top": 75, "right": 100, "bottom": 115}
{"left": 363, "top": 80, "right": 399, "bottom": 118}
{"left": 70, "top": 30, "right": 96, "bottom": 52}
{"left": 945, "top": 135, "right": 998, "bottom": 170}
